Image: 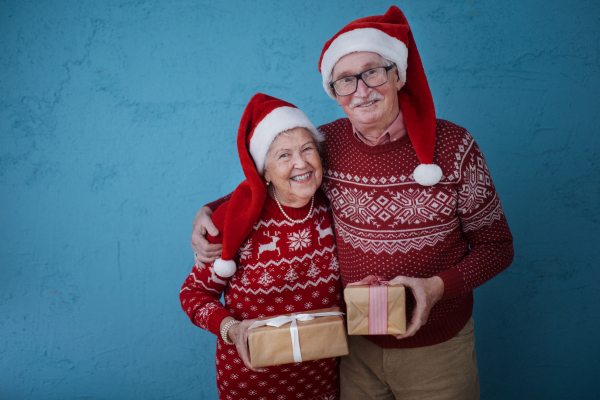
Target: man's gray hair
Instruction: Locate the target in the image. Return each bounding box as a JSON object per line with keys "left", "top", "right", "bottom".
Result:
{"left": 329, "top": 54, "right": 394, "bottom": 84}
{"left": 381, "top": 56, "right": 394, "bottom": 67}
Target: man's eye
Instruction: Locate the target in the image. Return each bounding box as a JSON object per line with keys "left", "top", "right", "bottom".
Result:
{"left": 341, "top": 77, "right": 354, "bottom": 84}
{"left": 364, "top": 68, "right": 377, "bottom": 77}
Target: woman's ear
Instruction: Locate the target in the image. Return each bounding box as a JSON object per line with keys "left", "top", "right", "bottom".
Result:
{"left": 264, "top": 167, "right": 271, "bottom": 185}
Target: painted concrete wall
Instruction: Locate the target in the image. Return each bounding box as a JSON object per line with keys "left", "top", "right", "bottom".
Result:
{"left": 1, "top": 1, "right": 598, "bottom": 399}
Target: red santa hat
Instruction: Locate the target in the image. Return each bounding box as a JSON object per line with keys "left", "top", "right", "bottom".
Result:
{"left": 318, "top": 6, "right": 442, "bottom": 186}
{"left": 211, "top": 93, "right": 321, "bottom": 278}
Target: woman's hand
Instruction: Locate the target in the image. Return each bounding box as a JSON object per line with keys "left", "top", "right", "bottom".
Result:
{"left": 192, "top": 207, "right": 223, "bottom": 266}
{"left": 220, "top": 317, "right": 264, "bottom": 373}
{"left": 387, "top": 275, "right": 445, "bottom": 340}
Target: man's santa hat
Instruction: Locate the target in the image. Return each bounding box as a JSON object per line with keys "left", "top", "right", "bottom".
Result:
{"left": 318, "top": 5, "right": 442, "bottom": 186}
{"left": 210, "top": 93, "right": 321, "bottom": 278}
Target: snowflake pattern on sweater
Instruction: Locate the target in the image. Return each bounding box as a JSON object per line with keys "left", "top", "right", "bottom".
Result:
{"left": 181, "top": 191, "right": 343, "bottom": 400}
{"left": 319, "top": 118, "right": 514, "bottom": 349}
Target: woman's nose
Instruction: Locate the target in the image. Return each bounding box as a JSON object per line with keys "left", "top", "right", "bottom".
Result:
{"left": 292, "top": 154, "right": 308, "bottom": 168}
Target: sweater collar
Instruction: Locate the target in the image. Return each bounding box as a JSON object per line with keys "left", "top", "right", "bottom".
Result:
{"left": 263, "top": 192, "right": 315, "bottom": 220}
{"left": 352, "top": 109, "right": 407, "bottom": 146}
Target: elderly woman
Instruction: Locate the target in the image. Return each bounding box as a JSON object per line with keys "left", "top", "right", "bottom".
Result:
{"left": 180, "top": 93, "right": 342, "bottom": 400}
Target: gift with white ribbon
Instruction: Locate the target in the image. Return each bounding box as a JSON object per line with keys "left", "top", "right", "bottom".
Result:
{"left": 247, "top": 307, "right": 349, "bottom": 368}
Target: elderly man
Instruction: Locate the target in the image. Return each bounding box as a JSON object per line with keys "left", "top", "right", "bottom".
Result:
{"left": 192, "top": 6, "right": 513, "bottom": 400}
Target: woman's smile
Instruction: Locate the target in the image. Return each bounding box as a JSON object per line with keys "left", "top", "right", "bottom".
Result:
{"left": 264, "top": 127, "right": 323, "bottom": 208}
{"left": 290, "top": 171, "right": 312, "bottom": 182}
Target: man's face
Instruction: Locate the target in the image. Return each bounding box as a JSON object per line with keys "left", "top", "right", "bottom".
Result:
{"left": 331, "top": 51, "right": 403, "bottom": 130}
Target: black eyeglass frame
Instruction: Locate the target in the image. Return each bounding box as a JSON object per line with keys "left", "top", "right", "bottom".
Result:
{"left": 329, "top": 63, "right": 397, "bottom": 97}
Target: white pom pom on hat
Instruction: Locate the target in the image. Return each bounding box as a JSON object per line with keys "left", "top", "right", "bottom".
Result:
{"left": 413, "top": 164, "right": 443, "bottom": 186}
{"left": 214, "top": 258, "right": 237, "bottom": 278}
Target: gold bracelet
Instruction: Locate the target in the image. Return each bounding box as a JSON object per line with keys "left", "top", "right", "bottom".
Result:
{"left": 220, "top": 319, "right": 240, "bottom": 345}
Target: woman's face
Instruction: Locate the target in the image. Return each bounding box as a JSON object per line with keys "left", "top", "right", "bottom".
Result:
{"left": 264, "top": 127, "right": 322, "bottom": 208}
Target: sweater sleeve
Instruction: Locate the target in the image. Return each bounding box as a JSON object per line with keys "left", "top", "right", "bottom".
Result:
{"left": 436, "top": 137, "right": 514, "bottom": 300}
{"left": 180, "top": 262, "right": 236, "bottom": 336}
{"left": 181, "top": 201, "right": 236, "bottom": 335}
{"left": 205, "top": 192, "right": 233, "bottom": 212}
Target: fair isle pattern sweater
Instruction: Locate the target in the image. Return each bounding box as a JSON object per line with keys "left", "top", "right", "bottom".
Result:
{"left": 319, "top": 118, "right": 514, "bottom": 349}
{"left": 181, "top": 191, "right": 343, "bottom": 400}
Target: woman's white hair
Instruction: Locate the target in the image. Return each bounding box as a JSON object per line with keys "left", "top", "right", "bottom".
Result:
{"left": 262, "top": 127, "right": 324, "bottom": 175}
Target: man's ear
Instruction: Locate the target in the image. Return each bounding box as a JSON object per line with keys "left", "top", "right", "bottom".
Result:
{"left": 394, "top": 69, "right": 403, "bottom": 92}
{"left": 395, "top": 77, "right": 404, "bottom": 92}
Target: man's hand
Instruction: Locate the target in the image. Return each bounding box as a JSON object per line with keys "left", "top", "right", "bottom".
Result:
{"left": 192, "top": 206, "right": 223, "bottom": 266}
{"left": 388, "top": 275, "right": 445, "bottom": 340}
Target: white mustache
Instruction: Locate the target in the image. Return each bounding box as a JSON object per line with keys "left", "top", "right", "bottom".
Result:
{"left": 349, "top": 92, "right": 384, "bottom": 108}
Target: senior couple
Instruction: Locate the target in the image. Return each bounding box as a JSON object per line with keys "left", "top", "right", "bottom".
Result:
{"left": 181, "top": 6, "right": 513, "bottom": 400}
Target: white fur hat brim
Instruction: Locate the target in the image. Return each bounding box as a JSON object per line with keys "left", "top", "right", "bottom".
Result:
{"left": 249, "top": 106, "right": 323, "bottom": 174}
{"left": 321, "top": 28, "right": 408, "bottom": 100}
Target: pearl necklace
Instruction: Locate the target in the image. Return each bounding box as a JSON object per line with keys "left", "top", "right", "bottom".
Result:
{"left": 272, "top": 190, "right": 314, "bottom": 224}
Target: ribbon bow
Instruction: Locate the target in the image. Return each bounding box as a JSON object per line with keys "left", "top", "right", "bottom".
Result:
{"left": 248, "top": 311, "right": 344, "bottom": 362}
{"left": 347, "top": 275, "right": 389, "bottom": 287}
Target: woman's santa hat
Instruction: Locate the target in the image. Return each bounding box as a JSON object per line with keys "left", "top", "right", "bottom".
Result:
{"left": 318, "top": 5, "right": 442, "bottom": 186}
{"left": 210, "top": 93, "right": 321, "bottom": 278}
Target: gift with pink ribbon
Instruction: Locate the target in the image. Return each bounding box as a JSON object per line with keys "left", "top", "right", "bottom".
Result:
{"left": 344, "top": 275, "right": 406, "bottom": 335}
{"left": 247, "top": 307, "right": 349, "bottom": 368}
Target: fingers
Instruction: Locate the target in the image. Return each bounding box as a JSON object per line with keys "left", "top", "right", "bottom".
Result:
{"left": 390, "top": 275, "right": 428, "bottom": 340}
{"left": 193, "top": 206, "right": 219, "bottom": 237}
{"left": 191, "top": 234, "right": 223, "bottom": 263}
{"left": 191, "top": 206, "right": 221, "bottom": 258}
{"left": 201, "top": 213, "right": 220, "bottom": 237}
{"left": 395, "top": 301, "right": 426, "bottom": 339}
{"left": 236, "top": 341, "right": 263, "bottom": 372}
{"left": 388, "top": 275, "right": 410, "bottom": 286}
{"left": 395, "top": 288, "right": 427, "bottom": 339}
{"left": 234, "top": 320, "right": 264, "bottom": 373}
{"left": 193, "top": 257, "right": 206, "bottom": 269}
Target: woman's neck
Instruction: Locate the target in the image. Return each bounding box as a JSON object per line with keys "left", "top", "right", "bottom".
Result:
{"left": 269, "top": 185, "right": 311, "bottom": 208}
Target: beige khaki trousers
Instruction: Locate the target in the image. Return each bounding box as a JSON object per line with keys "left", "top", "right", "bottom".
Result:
{"left": 340, "top": 318, "right": 479, "bottom": 400}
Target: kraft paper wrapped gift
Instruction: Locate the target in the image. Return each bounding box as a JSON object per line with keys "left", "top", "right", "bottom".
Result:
{"left": 344, "top": 276, "right": 406, "bottom": 335}
{"left": 248, "top": 307, "right": 349, "bottom": 368}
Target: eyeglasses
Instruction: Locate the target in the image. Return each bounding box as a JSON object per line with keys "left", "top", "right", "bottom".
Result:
{"left": 330, "top": 63, "right": 397, "bottom": 96}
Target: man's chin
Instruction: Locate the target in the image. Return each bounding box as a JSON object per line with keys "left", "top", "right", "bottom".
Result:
{"left": 351, "top": 111, "right": 383, "bottom": 125}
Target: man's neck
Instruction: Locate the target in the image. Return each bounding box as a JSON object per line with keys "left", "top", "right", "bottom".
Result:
{"left": 352, "top": 110, "right": 400, "bottom": 142}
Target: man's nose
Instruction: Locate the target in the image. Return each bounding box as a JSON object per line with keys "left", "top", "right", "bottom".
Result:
{"left": 354, "top": 78, "right": 370, "bottom": 97}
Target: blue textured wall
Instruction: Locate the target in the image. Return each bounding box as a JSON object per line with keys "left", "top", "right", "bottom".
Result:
{"left": 1, "top": 1, "right": 598, "bottom": 399}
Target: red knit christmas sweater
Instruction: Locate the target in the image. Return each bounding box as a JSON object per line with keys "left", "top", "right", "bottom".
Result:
{"left": 181, "top": 190, "right": 343, "bottom": 400}
{"left": 319, "top": 118, "right": 513, "bottom": 349}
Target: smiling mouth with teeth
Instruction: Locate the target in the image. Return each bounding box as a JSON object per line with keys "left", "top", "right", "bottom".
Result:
{"left": 291, "top": 172, "right": 312, "bottom": 181}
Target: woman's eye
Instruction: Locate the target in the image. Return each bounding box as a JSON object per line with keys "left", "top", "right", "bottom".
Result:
{"left": 303, "top": 146, "right": 313, "bottom": 152}
{"left": 279, "top": 153, "right": 289, "bottom": 158}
